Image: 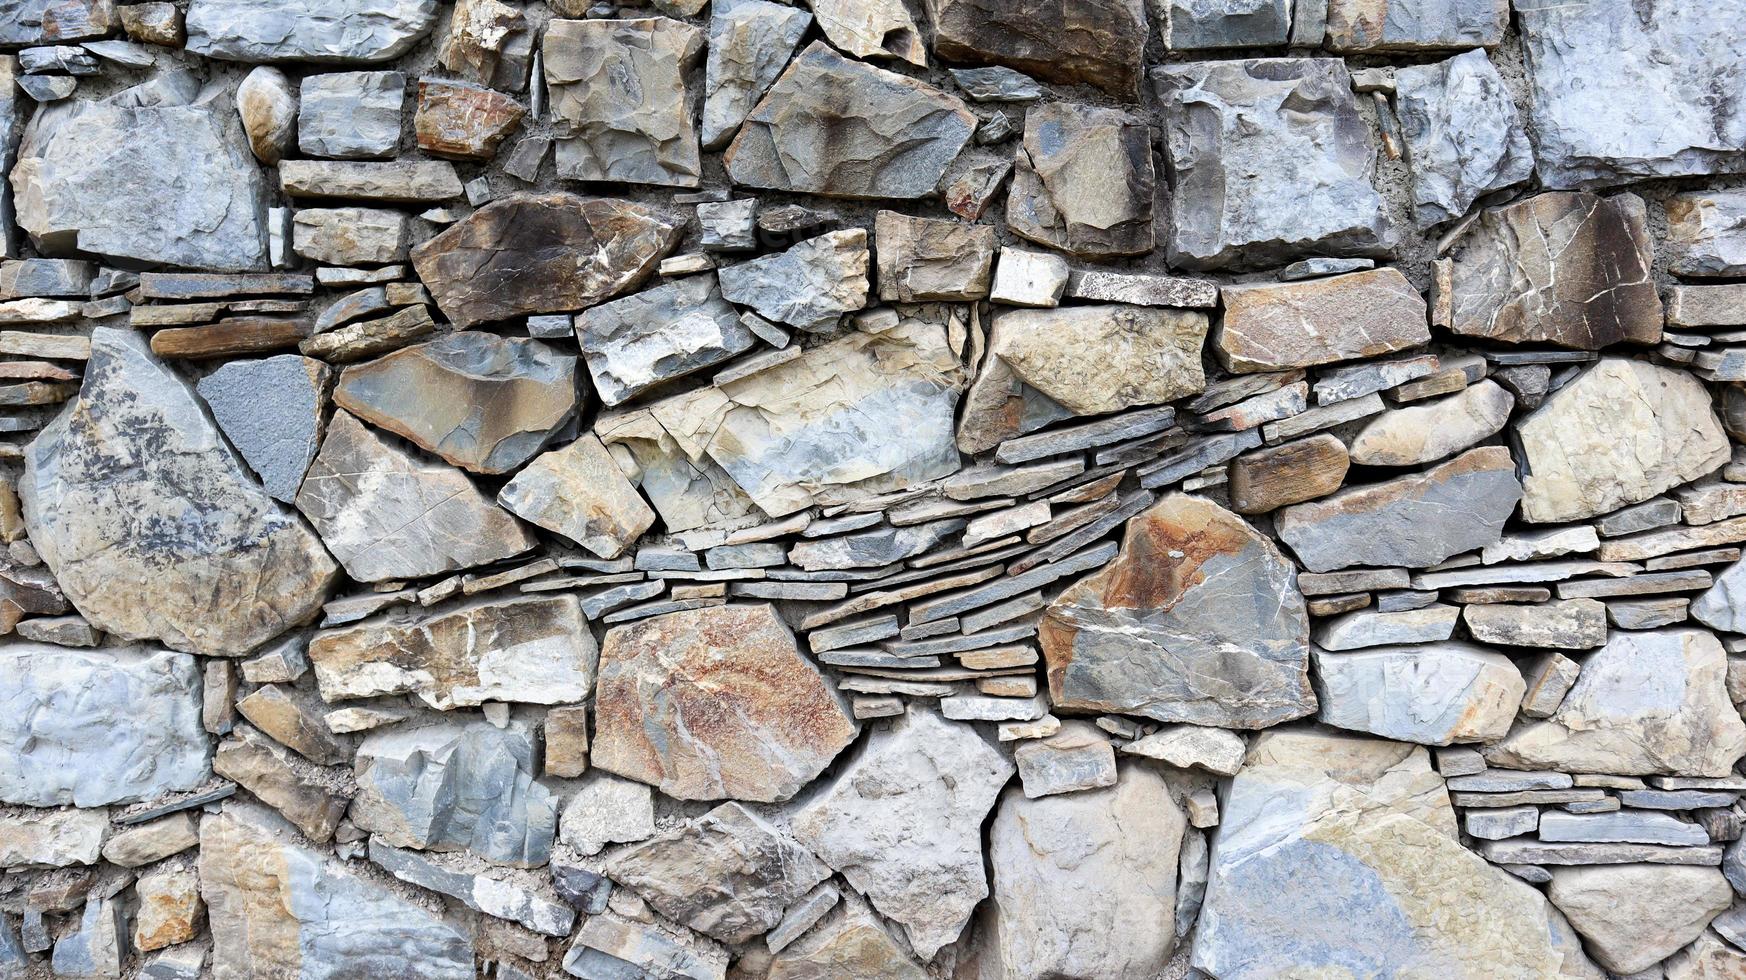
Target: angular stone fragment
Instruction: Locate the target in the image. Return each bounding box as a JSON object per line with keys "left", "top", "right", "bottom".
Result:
{"left": 498, "top": 434, "right": 654, "bottom": 560}
{"left": 790, "top": 708, "right": 1014, "bottom": 959}
{"left": 1006, "top": 103, "right": 1155, "bottom": 258}
{"left": 874, "top": 211, "right": 994, "bottom": 302}
{"left": 1324, "top": 0, "right": 1506, "bottom": 52}
{"left": 196, "top": 355, "right": 330, "bottom": 504}
{"left": 1694, "top": 556, "right": 1746, "bottom": 634}
{"left": 989, "top": 764, "right": 1185, "bottom": 977}
{"left": 1487, "top": 629, "right": 1746, "bottom": 776}
{"left": 0, "top": 807, "right": 106, "bottom": 867}
{"left": 1123, "top": 725, "right": 1247, "bottom": 775}
{"left": 725, "top": 42, "right": 975, "bottom": 199}
{"left": 1314, "top": 642, "right": 1525, "bottom": 745}
{"left": 438, "top": 0, "right": 525, "bottom": 85}
{"left": 1228, "top": 433, "right": 1349, "bottom": 514}
{"left": 309, "top": 595, "right": 594, "bottom": 709}
{"left": 1162, "top": 0, "right": 1290, "bottom": 48}
{"left": 576, "top": 274, "right": 755, "bottom": 404}
{"left": 1193, "top": 729, "right": 1585, "bottom": 979}
{"left": 12, "top": 83, "right": 268, "bottom": 270}
{"left": 1155, "top": 58, "right": 1391, "bottom": 270}
{"left": 410, "top": 192, "right": 682, "bottom": 329}
{"left": 1275, "top": 446, "right": 1522, "bottom": 572}
{"left": 1013, "top": 720, "right": 1117, "bottom": 798}
{"left": 280, "top": 159, "right": 462, "bottom": 202}
{"left": 1444, "top": 193, "right": 1662, "bottom": 348}
{"left": 414, "top": 79, "right": 524, "bottom": 160}
{"left": 1216, "top": 269, "right": 1430, "bottom": 373}
{"left": 52, "top": 898, "right": 126, "bottom": 978}
{"left": 213, "top": 725, "right": 350, "bottom": 841}
{"left": 1515, "top": 358, "right": 1728, "bottom": 523}
{"left": 135, "top": 866, "right": 203, "bottom": 952}
{"left": 543, "top": 17, "right": 703, "bottom": 186}
{"left": 201, "top": 802, "right": 473, "bottom": 979}
{"left": 102, "top": 814, "right": 200, "bottom": 868}
{"left": 701, "top": 0, "right": 810, "bottom": 150}
{"left": 563, "top": 914, "right": 728, "bottom": 980}
{"left": 297, "top": 71, "right": 404, "bottom": 159}
{"left": 1042, "top": 494, "right": 1316, "bottom": 728}
{"left": 1348, "top": 379, "right": 1513, "bottom": 466}
{"left": 1314, "top": 605, "right": 1460, "bottom": 650}
{"left": 594, "top": 604, "right": 857, "bottom": 802}
{"left": 23, "top": 329, "right": 335, "bottom": 655}
{"left": 295, "top": 412, "right": 533, "bottom": 581}
{"left": 236, "top": 684, "right": 349, "bottom": 765}
{"left": 1548, "top": 865, "right": 1731, "bottom": 975}
{"left": 369, "top": 841, "right": 573, "bottom": 936}
{"left": 607, "top": 803, "right": 830, "bottom": 944}
{"left": 1666, "top": 189, "right": 1746, "bottom": 278}
{"left": 767, "top": 893, "right": 923, "bottom": 979}
{"left": 0, "top": 642, "right": 207, "bottom": 803}
{"left": 959, "top": 305, "right": 1207, "bottom": 454}
{"left": 1515, "top": 0, "right": 1746, "bottom": 189}
{"left": 187, "top": 0, "right": 438, "bottom": 62}
{"left": 634, "top": 315, "right": 965, "bottom": 517}
{"left": 559, "top": 772, "right": 655, "bottom": 856}
{"left": 351, "top": 718, "right": 557, "bottom": 866}
{"left": 236, "top": 66, "right": 295, "bottom": 164}
{"left": 1540, "top": 811, "right": 1710, "bottom": 847}
{"left": 927, "top": 0, "right": 1147, "bottom": 98}
{"left": 291, "top": 206, "right": 408, "bottom": 266}
{"left": 1395, "top": 50, "right": 1533, "bottom": 225}
{"left": 1464, "top": 599, "right": 1607, "bottom": 650}
{"left": 335, "top": 332, "right": 575, "bottom": 474}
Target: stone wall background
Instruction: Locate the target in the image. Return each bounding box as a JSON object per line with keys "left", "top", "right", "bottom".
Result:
{"left": 1, "top": 0, "right": 1745, "bottom": 977}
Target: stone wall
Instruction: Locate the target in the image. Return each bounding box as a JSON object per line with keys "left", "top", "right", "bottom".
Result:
{"left": 0, "top": 0, "right": 1744, "bottom": 977}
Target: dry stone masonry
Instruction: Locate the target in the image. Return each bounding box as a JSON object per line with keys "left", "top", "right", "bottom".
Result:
{"left": 4, "top": 0, "right": 1746, "bottom": 978}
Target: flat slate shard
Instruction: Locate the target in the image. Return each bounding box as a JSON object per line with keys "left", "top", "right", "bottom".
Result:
{"left": 12, "top": 84, "right": 268, "bottom": 271}
{"left": 1665, "top": 189, "right": 1746, "bottom": 277}
{"left": 715, "top": 230, "right": 869, "bottom": 333}
{"left": 1485, "top": 629, "right": 1746, "bottom": 777}
{"left": 201, "top": 802, "right": 474, "bottom": 980}
{"left": 593, "top": 604, "right": 859, "bottom": 802}
{"left": 1216, "top": 269, "right": 1430, "bottom": 374}
{"left": 196, "top": 355, "right": 330, "bottom": 504}
{"left": 1314, "top": 642, "right": 1526, "bottom": 745}
{"left": 1193, "top": 729, "right": 1587, "bottom": 979}
{"left": 577, "top": 276, "right": 755, "bottom": 405}
{"left": 1155, "top": 58, "right": 1392, "bottom": 270}
{"left": 186, "top": 0, "right": 440, "bottom": 63}
{"left": 1006, "top": 103, "right": 1155, "bottom": 258}
{"left": 351, "top": 718, "right": 557, "bottom": 866}
{"left": 988, "top": 764, "right": 1187, "bottom": 978}
{"left": 410, "top": 192, "right": 682, "bottom": 329}
{"left": 789, "top": 707, "right": 1014, "bottom": 960}
{"left": 543, "top": 17, "right": 704, "bottom": 187}
{"left": 1041, "top": 494, "right": 1318, "bottom": 729}
{"left": 724, "top": 42, "right": 975, "bottom": 199}
{"left": 1515, "top": 358, "right": 1729, "bottom": 523}
{"left": 927, "top": 0, "right": 1148, "bottom": 99}
{"left": 641, "top": 315, "right": 965, "bottom": 517}
{"left": 1274, "top": 446, "right": 1523, "bottom": 573}
{"left": 0, "top": 645, "right": 209, "bottom": 807}
{"left": 1324, "top": 0, "right": 1507, "bottom": 52}
{"left": 959, "top": 305, "right": 1207, "bottom": 454}
{"left": 1515, "top": 0, "right": 1746, "bottom": 188}
{"left": 308, "top": 594, "right": 596, "bottom": 709}
{"left": 334, "top": 332, "right": 578, "bottom": 474}
{"left": 701, "top": 0, "right": 811, "bottom": 150}
{"left": 22, "top": 329, "right": 337, "bottom": 656}
{"left": 294, "top": 411, "right": 535, "bottom": 582}
{"left": 1395, "top": 50, "right": 1534, "bottom": 226}
{"left": 606, "top": 803, "right": 831, "bottom": 944}
{"left": 1444, "top": 193, "right": 1663, "bottom": 349}
{"left": 498, "top": 433, "right": 656, "bottom": 560}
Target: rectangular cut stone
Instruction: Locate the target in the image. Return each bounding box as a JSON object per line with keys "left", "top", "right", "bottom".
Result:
{"left": 280, "top": 160, "right": 464, "bottom": 202}
{"left": 1324, "top": 0, "right": 1506, "bottom": 52}
{"left": 1064, "top": 269, "right": 1217, "bottom": 307}
{"left": 1597, "top": 517, "right": 1746, "bottom": 562}
{"left": 1477, "top": 840, "right": 1721, "bottom": 867}
{"left": 1217, "top": 271, "right": 1430, "bottom": 373}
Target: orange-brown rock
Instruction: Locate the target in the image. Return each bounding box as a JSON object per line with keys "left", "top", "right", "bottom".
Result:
{"left": 1227, "top": 433, "right": 1350, "bottom": 514}
{"left": 592, "top": 603, "right": 858, "bottom": 802}
{"left": 414, "top": 79, "right": 527, "bottom": 160}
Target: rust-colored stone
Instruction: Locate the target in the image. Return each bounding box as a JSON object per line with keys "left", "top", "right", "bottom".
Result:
{"left": 1228, "top": 433, "right": 1351, "bottom": 514}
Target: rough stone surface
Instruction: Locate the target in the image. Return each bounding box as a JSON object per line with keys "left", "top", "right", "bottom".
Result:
{"left": 335, "top": 332, "right": 577, "bottom": 474}
{"left": 498, "top": 433, "right": 655, "bottom": 559}
{"left": 295, "top": 411, "right": 535, "bottom": 582}
{"left": 1006, "top": 102, "right": 1155, "bottom": 258}
{"left": 1314, "top": 642, "right": 1526, "bottom": 745}
{"left": 1347, "top": 380, "right": 1513, "bottom": 466}
{"left": 410, "top": 192, "right": 682, "bottom": 329}
{"left": 715, "top": 229, "right": 869, "bottom": 332}
{"left": 1155, "top": 58, "right": 1391, "bottom": 270}
{"left": 1323, "top": 0, "right": 1506, "bottom": 52}
{"left": 1515, "top": 358, "right": 1729, "bottom": 523}
{"left": 1486, "top": 628, "right": 1746, "bottom": 777}
{"left": 1547, "top": 865, "right": 1732, "bottom": 974}
{"left": 928, "top": 0, "right": 1148, "bottom": 98}
{"left": 1275, "top": 447, "right": 1523, "bottom": 572}
{"left": 1216, "top": 269, "right": 1430, "bottom": 373}
{"left": 23, "top": 329, "right": 336, "bottom": 656}
{"left": 196, "top": 355, "right": 330, "bottom": 504}
{"left": 875, "top": 210, "right": 995, "bottom": 302}
{"left": 988, "top": 764, "right": 1186, "bottom": 978}
{"left": 1394, "top": 50, "right": 1534, "bottom": 225}
{"left": 701, "top": 0, "right": 810, "bottom": 150}
{"left": 186, "top": 0, "right": 440, "bottom": 63}
{"left": 725, "top": 42, "right": 975, "bottom": 199}
{"left": 559, "top": 772, "right": 655, "bottom": 856}
{"left": 1665, "top": 189, "right": 1746, "bottom": 277}
{"left": 297, "top": 71, "right": 404, "bottom": 159}
{"left": 544, "top": 17, "right": 704, "bottom": 187}
{"left": 309, "top": 595, "right": 595, "bottom": 710}
{"left": 576, "top": 274, "right": 755, "bottom": 404}
{"left": 1042, "top": 494, "right": 1316, "bottom": 728}
{"left": 790, "top": 708, "right": 1014, "bottom": 960}
{"left": 593, "top": 604, "right": 858, "bottom": 801}
{"left": 1445, "top": 193, "right": 1663, "bottom": 349}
